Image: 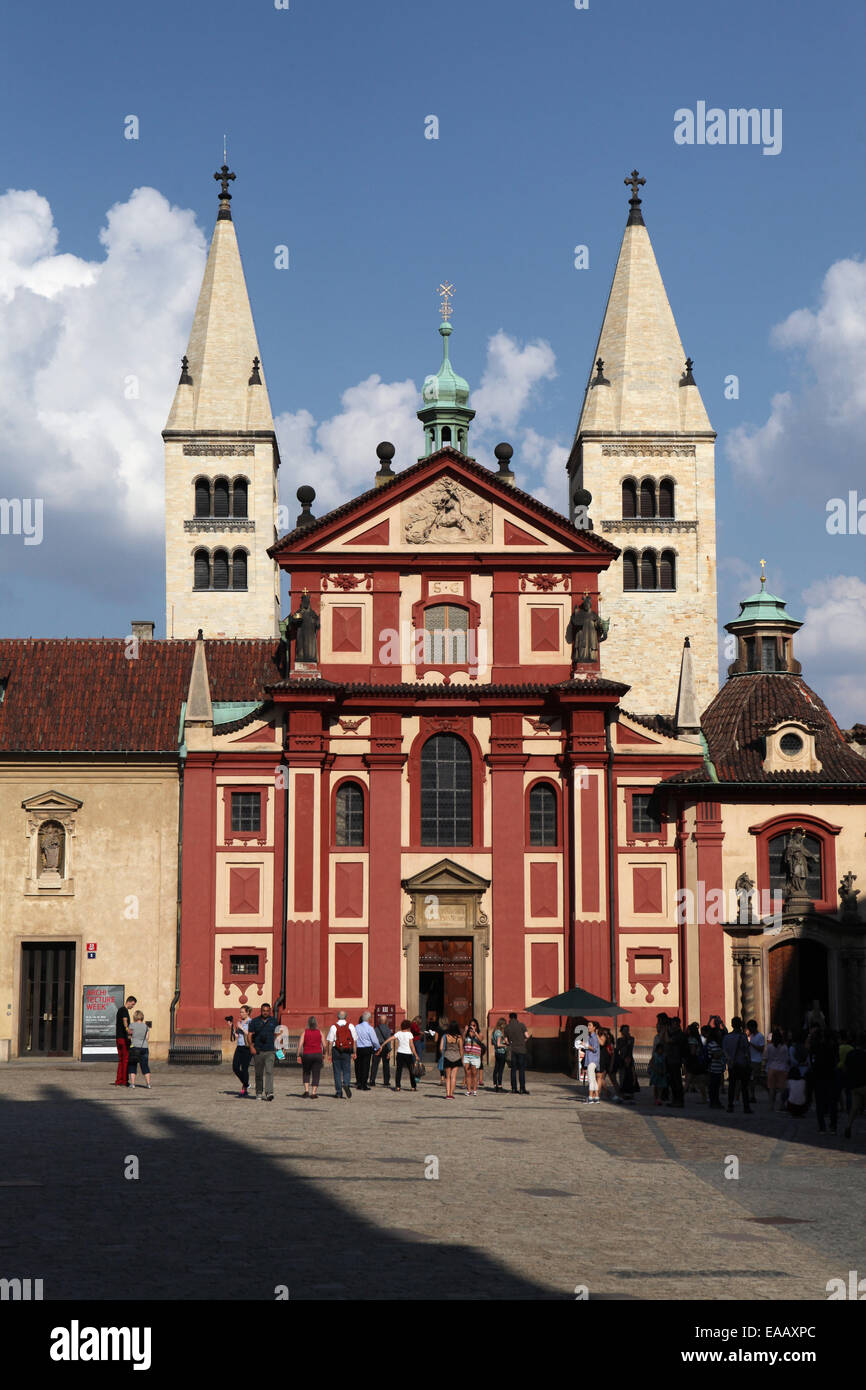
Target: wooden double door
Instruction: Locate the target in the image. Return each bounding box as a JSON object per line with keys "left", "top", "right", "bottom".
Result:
{"left": 19, "top": 943, "right": 76, "bottom": 1056}
{"left": 419, "top": 937, "right": 474, "bottom": 1031}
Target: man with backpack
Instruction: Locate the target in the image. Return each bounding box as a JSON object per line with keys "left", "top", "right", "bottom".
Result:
{"left": 326, "top": 1011, "right": 357, "bottom": 1099}
{"left": 722, "top": 1017, "right": 753, "bottom": 1114}
{"left": 664, "top": 1016, "right": 688, "bottom": 1107}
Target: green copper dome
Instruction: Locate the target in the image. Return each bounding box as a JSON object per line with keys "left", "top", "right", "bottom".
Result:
{"left": 418, "top": 320, "right": 475, "bottom": 455}
{"left": 726, "top": 591, "right": 802, "bottom": 628}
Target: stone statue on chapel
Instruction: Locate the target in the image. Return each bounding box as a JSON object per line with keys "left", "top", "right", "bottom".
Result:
{"left": 285, "top": 591, "right": 320, "bottom": 667}
{"left": 566, "top": 594, "right": 609, "bottom": 665}
{"left": 781, "top": 827, "right": 817, "bottom": 902}
{"left": 839, "top": 871, "right": 860, "bottom": 919}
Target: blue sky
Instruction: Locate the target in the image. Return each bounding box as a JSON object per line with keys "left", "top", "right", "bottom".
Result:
{"left": 1, "top": 0, "right": 864, "bottom": 719}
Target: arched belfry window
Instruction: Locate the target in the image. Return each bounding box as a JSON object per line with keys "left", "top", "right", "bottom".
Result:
{"left": 659, "top": 549, "right": 676, "bottom": 591}
{"left": 641, "top": 551, "right": 658, "bottom": 590}
{"left": 529, "top": 783, "right": 558, "bottom": 846}
{"left": 623, "top": 550, "right": 638, "bottom": 591}
{"left": 621, "top": 479, "right": 637, "bottom": 519}
{"left": 233, "top": 478, "right": 248, "bottom": 518}
{"left": 420, "top": 734, "right": 472, "bottom": 845}
{"left": 335, "top": 782, "right": 365, "bottom": 846}
{"left": 231, "top": 549, "right": 248, "bottom": 590}
{"left": 659, "top": 478, "right": 675, "bottom": 518}
{"left": 441, "top": 425, "right": 452, "bottom": 444}
{"left": 195, "top": 478, "right": 211, "bottom": 517}
{"left": 212, "top": 548, "right": 229, "bottom": 590}
{"left": 213, "top": 478, "right": 230, "bottom": 519}
{"left": 639, "top": 479, "right": 656, "bottom": 518}
{"left": 193, "top": 549, "right": 210, "bottom": 589}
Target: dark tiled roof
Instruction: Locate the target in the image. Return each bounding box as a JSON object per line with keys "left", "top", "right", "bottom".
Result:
{"left": 271, "top": 447, "right": 620, "bottom": 557}
{"left": 0, "top": 639, "right": 284, "bottom": 753}
{"left": 266, "top": 676, "right": 628, "bottom": 698}
{"left": 680, "top": 674, "right": 866, "bottom": 787}
{"left": 620, "top": 710, "right": 679, "bottom": 737}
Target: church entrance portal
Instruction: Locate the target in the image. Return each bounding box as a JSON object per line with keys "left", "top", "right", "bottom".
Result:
{"left": 419, "top": 937, "right": 473, "bottom": 1035}
{"left": 768, "top": 939, "right": 829, "bottom": 1033}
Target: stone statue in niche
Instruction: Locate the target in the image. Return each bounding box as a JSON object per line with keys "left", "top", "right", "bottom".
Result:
{"left": 403, "top": 480, "right": 492, "bottom": 545}
{"left": 286, "top": 591, "right": 320, "bottom": 666}
{"left": 782, "top": 826, "right": 817, "bottom": 900}
{"left": 38, "top": 821, "right": 65, "bottom": 877}
{"left": 566, "top": 593, "right": 609, "bottom": 664}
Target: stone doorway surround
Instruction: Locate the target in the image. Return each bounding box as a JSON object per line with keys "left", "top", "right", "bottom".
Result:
{"left": 725, "top": 913, "right": 866, "bottom": 1033}
{"left": 401, "top": 859, "right": 491, "bottom": 1026}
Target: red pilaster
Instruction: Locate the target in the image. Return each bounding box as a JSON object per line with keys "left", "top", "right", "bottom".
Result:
{"left": 363, "top": 714, "right": 406, "bottom": 1008}
{"left": 488, "top": 713, "right": 528, "bottom": 1013}
{"left": 694, "top": 799, "right": 726, "bottom": 1020}
{"left": 177, "top": 752, "right": 217, "bottom": 1030}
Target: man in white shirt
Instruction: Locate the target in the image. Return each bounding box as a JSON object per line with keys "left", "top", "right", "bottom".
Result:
{"left": 326, "top": 1011, "right": 358, "bottom": 1099}
{"left": 746, "top": 1019, "right": 765, "bottom": 1103}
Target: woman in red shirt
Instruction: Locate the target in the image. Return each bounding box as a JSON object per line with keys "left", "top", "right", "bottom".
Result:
{"left": 297, "top": 1015, "right": 324, "bottom": 1098}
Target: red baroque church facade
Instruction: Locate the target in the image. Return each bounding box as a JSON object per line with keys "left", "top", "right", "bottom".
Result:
{"left": 176, "top": 447, "right": 707, "bottom": 1051}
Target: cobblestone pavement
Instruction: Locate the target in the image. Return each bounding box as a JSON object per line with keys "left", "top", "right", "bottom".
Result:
{"left": 1, "top": 1062, "right": 863, "bottom": 1301}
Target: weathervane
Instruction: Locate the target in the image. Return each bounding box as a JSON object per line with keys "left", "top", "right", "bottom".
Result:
{"left": 437, "top": 281, "right": 455, "bottom": 322}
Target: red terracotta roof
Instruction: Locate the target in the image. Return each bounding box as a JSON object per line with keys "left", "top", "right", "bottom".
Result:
{"left": 270, "top": 447, "right": 621, "bottom": 557}
{"left": 664, "top": 673, "right": 866, "bottom": 788}
{"left": 0, "top": 639, "right": 283, "bottom": 753}
{"left": 266, "top": 676, "right": 628, "bottom": 699}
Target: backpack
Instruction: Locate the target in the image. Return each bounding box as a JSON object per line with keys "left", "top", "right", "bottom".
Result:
{"left": 334, "top": 1021, "right": 353, "bottom": 1051}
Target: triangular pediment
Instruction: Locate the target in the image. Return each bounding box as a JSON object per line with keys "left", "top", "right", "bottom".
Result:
{"left": 21, "top": 790, "right": 83, "bottom": 814}
{"left": 271, "top": 449, "right": 618, "bottom": 560}
{"left": 402, "top": 858, "right": 491, "bottom": 894}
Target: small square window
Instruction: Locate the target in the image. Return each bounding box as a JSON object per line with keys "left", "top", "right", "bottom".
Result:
{"left": 230, "top": 954, "right": 260, "bottom": 976}
{"left": 631, "top": 793, "right": 661, "bottom": 835}
{"left": 231, "top": 792, "right": 261, "bottom": 833}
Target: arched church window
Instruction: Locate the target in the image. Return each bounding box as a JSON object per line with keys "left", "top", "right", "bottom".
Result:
{"left": 195, "top": 478, "right": 211, "bottom": 517}
{"left": 623, "top": 550, "right": 638, "bottom": 591}
{"left": 420, "top": 734, "right": 472, "bottom": 846}
{"left": 658, "top": 478, "right": 675, "bottom": 518}
{"left": 659, "top": 549, "right": 676, "bottom": 590}
{"left": 193, "top": 549, "right": 210, "bottom": 589}
{"left": 528, "top": 783, "right": 558, "bottom": 846}
{"left": 233, "top": 478, "right": 248, "bottom": 518}
{"left": 212, "top": 549, "right": 229, "bottom": 590}
{"left": 231, "top": 549, "right": 248, "bottom": 590}
{"left": 769, "top": 831, "right": 822, "bottom": 901}
{"left": 639, "top": 479, "right": 656, "bottom": 518}
{"left": 213, "top": 478, "right": 230, "bottom": 519}
{"left": 335, "top": 782, "right": 365, "bottom": 846}
{"left": 423, "top": 604, "right": 469, "bottom": 665}
{"left": 641, "top": 551, "right": 658, "bottom": 590}
{"left": 621, "top": 479, "right": 637, "bottom": 518}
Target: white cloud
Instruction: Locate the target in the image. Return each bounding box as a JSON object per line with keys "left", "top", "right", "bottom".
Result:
{"left": 275, "top": 331, "right": 566, "bottom": 519}
{"left": 726, "top": 258, "right": 866, "bottom": 497}
{"left": 471, "top": 330, "right": 557, "bottom": 434}
{"left": 796, "top": 574, "right": 866, "bottom": 725}
{"left": 0, "top": 186, "right": 206, "bottom": 594}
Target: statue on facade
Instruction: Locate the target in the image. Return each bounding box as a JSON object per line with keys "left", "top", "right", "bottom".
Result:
{"left": 735, "top": 872, "right": 755, "bottom": 923}
{"left": 286, "top": 591, "right": 320, "bottom": 666}
{"left": 781, "top": 826, "right": 817, "bottom": 900}
{"left": 839, "top": 871, "right": 860, "bottom": 918}
{"left": 38, "top": 821, "right": 64, "bottom": 877}
{"left": 566, "top": 593, "right": 609, "bottom": 665}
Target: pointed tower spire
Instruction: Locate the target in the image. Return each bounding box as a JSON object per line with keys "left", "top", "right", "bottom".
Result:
{"left": 417, "top": 283, "right": 476, "bottom": 456}
{"left": 566, "top": 172, "right": 719, "bottom": 718}
{"left": 163, "top": 165, "right": 281, "bottom": 640}
{"left": 184, "top": 630, "right": 214, "bottom": 750}
{"left": 674, "top": 637, "right": 701, "bottom": 734}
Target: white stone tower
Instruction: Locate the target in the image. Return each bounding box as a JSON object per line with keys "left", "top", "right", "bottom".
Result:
{"left": 163, "top": 165, "right": 280, "bottom": 639}
{"left": 567, "top": 172, "right": 718, "bottom": 717}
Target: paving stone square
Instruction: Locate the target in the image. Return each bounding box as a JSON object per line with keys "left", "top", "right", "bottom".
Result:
{"left": 1, "top": 1061, "right": 864, "bottom": 1302}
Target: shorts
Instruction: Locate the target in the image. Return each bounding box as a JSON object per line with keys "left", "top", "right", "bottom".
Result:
{"left": 464, "top": 1056, "right": 481, "bottom": 1069}
{"left": 444, "top": 1057, "right": 462, "bottom": 1069}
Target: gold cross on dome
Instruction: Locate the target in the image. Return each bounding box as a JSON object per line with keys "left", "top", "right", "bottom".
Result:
{"left": 760, "top": 559, "right": 767, "bottom": 588}
{"left": 437, "top": 282, "right": 455, "bottom": 320}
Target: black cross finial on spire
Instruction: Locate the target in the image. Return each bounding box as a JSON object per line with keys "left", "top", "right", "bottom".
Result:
{"left": 624, "top": 169, "right": 645, "bottom": 199}
{"left": 214, "top": 164, "right": 236, "bottom": 199}
{"left": 625, "top": 169, "right": 646, "bottom": 226}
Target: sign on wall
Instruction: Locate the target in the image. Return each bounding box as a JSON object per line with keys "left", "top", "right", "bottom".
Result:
{"left": 81, "top": 984, "right": 124, "bottom": 1058}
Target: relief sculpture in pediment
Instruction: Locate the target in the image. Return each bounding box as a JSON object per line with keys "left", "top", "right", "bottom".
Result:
{"left": 403, "top": 480, "right": 492, "bottom": 546}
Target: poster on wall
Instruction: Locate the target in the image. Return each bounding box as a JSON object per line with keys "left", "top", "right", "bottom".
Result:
{"left": 81, "top": 985, "right": 125, "bottom": 1058}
